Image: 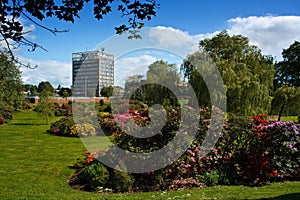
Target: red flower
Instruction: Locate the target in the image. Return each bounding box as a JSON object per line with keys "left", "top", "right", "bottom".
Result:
{"left": 268, "top": 169, "right": 280, "bottom": 177}
{"left": 262, "top": 161, "right": 268, "bottom": 166}
{"left": 254, "top": 131, "right": 261, "bottom": 136}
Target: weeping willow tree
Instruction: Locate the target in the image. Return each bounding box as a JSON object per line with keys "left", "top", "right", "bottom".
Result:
{"left": 143, "top": 60, "right": 180, "bottom": 106}
{"left": 270, "top": 86, "right": 300, "bottom": 120}
{"left": 182, "top": 31, "right": 275, "bottom": 115}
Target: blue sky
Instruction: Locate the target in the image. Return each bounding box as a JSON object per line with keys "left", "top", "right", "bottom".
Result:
{"left": 13, "top": 0, "right": 300, "bottom": 87}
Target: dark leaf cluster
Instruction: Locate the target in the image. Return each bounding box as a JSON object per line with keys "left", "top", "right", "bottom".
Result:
{"left": 275, "top": 41, "right": 300, "bottom": 88}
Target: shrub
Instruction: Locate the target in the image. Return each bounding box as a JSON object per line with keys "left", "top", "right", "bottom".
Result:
{"left": 0, "top": 116, "right": 5, "bottom": 125}
{"left": 218, "top": 170, "right": 233, "bottom": 185}
{"left": 74, "top": 123, "right": 96, "bottom": 137}
{"left": 81, "top": 161, "right": 109, "bottom": 190}
{"left": 257, "top": 120, "right": 300, "bottom": 180}
{"left": 109, "top": 170, "right": 134, "bottom": 192}
{"left": 97, "top": 113, "right": 116, "bottom": 136}
{"left": 0, "top": 107, "right": 13, "bottom": 120}
{"left": 200, "top": 115, "right": 300, "bottom": 185}
{"left": 54, "top": 103, "right": 72, "bottom": 116}
{"left": 48, "top": 116, "right": 96, "bottom": 137}
{"left": 202, "top": 170, "right": 219, "bottom": 187}
{"left": 48, "top": 117, "right": 75, "bottom": 136}
{"left": 70, "top": 152, "right": 134, "bottom": 192}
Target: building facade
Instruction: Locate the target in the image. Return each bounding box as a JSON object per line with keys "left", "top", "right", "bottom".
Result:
{"left": 72, "top": 51, "right": 114, "bottom": 97}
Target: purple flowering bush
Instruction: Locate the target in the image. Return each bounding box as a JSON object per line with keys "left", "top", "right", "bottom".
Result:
{"left": 258, "top": 121, "right": 300, "bottom": 180}
{"left": 201, "top": 115, "right": 300, "bottom": 185}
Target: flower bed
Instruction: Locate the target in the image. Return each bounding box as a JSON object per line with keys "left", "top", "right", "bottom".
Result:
{"left": 68, "top": 104, "right": 300, "bottom": 193}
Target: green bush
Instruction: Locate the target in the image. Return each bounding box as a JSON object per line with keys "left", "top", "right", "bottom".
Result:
{"left": 48, "top": 116, "right": 75, "bottom": 136}
{"left": 218, "top": 170, "right": 233, "bottom": 185}
{"left": 54, "top": 103, "right": 72, "bottom": 116}
{"left": 81, "top": 162, "right": 109, "bottom": 190}
{"left": 202, "top": 170, "right": 219, "bottom": 187}
{"left": 0, "top": 107, "right": 13, "bottom": 120}
{"left": 109, "top": 170, "right": 134, "bottom": 192}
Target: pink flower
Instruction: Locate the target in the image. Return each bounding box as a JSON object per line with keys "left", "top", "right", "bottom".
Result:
{"left": 53, "top": 128, "right": 60, "bottom": 133}
{"left": 194, "top": 148, "right": 199, "bottom": 153}
{"left": 189, "top": 157, "right": 196, "bottom": 163}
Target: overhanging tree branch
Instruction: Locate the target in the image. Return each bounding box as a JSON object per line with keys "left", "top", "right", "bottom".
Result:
{"left": 0, "top": 0, "right": 159, "bottom": 68}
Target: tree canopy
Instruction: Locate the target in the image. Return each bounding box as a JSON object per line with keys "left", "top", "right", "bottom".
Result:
{"left": 100, "top": 85, "right": 114, "bottom": 97}
{"left": 35, "top": 90, "right": 54, "bottom": 124}
{"left": 23, "top": 84, "right": 38, "bottom": 96}
{"left": 58, "top": 87, "right": 72, "bottom": 98}
{"left": 0, "top": 0, "right": 159, "bottom": 66}
{"left": 124, "top": 60, "right": 180, "bottom": 106}
{"left": 182, "top": 31, "right": 275, "bottom": 115}
{"left": 0, "top": 50, "right": 23, "bottom": 109}
{"left": 270, "top": 86, "right": 300, "bottom": 119}
{"left": 142, "top": 60, "right": 180, "bottom": 105}
{"left": 274, "top": 41, "right": 300, "bottom": 88}
{"left": 37, "top": 81, "right": 54, "bottom": 95}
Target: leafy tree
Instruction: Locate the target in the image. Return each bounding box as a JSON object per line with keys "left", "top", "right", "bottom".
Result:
{"left": 37, "top": 81, "right": 54, "bottom": 95}
{"left": 124, "top": 74, "right": 145, "bottom": 99}
{"left": 270, "top": 86, "right": 300, "bottom": 120}
{"left": 0, "top": 0, "right": 159, "bottom": 66}
{"left": 182, "top": 31, "right": 275, "bottom": 115}
{"left": 123, "top": 61, "right": 180, "bottom": 106}
{"left": 274, "top": 41, "right": 300, "bottom": 89}
{"left": 35, "top": 91, "right": 54, "bottom": 124}
{"left": 58, "top": 87, "right": 72, "bottom": 98}
{"left": 142, "top": 60, "right": 180, "bottom": 106}
{"left": 0, "top": 50, "right": 23, "bottom": 109}
{"left": 181, "top": 52, "right": 217, "bottom": 108}
{"left": 100, "top": 85, "right": 114, "bottom": 97}
{"left": 23, "top": 84, "right": 38, "bottom": 96}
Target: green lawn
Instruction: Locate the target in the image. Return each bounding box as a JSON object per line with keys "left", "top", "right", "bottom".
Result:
{"left": 0, "top": 110, "right": 299, "bottom": 199}
{"left": 268, "top": 115, "right": 298, "bottom": 123}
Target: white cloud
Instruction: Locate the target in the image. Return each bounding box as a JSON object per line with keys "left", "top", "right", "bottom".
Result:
{"left": 147, "top": 16, "right": 300, "bottom": 60}
{"left": 227, "top": 15, "right": 300, "bottom": 59}
{"left": 114, "top": 55, "right": 157, "bottom": 86}
{"left": 148, "top": 26, "right": 218, "bottom": 53}
{"left": 148, "top": 26, "right": 195, "bottom": 48}
{"left": 20, "top": 57, "right": 71, "bottom": 87}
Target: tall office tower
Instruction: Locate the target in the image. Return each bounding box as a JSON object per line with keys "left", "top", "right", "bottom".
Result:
{"left": 72, "top": 50, "right": 114, "bottom": 97}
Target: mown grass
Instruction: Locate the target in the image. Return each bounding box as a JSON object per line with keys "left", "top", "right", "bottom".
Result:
{"left": 268, "top": 115, "right": 298, "bottom": 123}
{"left": 0, "top": 110, "right": 299, "bottom": 199}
